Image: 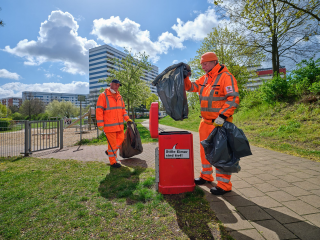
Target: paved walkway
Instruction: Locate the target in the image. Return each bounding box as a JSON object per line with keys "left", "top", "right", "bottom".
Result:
{"left": 34, "top": 120, "right": 320, "bottom": 240}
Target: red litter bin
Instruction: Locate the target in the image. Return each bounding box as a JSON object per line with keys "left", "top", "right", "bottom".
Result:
{"left": 150, "top": 102, "right": 195, "bottom": 194}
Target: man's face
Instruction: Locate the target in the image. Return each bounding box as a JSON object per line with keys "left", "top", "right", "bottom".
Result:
{"left": 110, "top": 82, "right": 120, "bottom": 92}
{"left": 201, "top": 61, "right": 217, "bottom": 74}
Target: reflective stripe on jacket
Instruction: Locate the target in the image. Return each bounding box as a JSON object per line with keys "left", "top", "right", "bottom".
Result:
{"left": 184, "top": 64, "right": 240, "bottom": 120}
{"left": 96, "top": 88, "right": 130, "bottom": 132}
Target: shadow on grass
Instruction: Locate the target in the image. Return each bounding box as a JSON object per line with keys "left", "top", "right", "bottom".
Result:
{"left": 164, "top": 186, "right": 228, "bottom": 240}
{"left": 0, "top": 155, "right": 24, "bottom": 162}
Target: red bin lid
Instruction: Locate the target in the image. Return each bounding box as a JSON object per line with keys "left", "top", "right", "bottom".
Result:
{"left": 149, "top": 102, "right": 159, "bottom": 138}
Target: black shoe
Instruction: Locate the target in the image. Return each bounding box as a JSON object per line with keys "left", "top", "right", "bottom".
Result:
{"left": 105, "top": 151, "right": 108, "bottom": 156}
{"left": 194, "top": 177, "right": 212, "bottom": 185}
{"left": 111, "top": 163, "right": 121, "bottom": 168}
{"left": 210, "top": 187, "right": 231, "bottom": 195}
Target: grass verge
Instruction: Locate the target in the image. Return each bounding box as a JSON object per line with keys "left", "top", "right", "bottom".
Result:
{"left": 0, "top": 157, "right": 232, "bottom": 239}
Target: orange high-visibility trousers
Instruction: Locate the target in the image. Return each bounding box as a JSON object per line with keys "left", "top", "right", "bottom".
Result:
{"left": 105, "top": 131, "right": 124, "bottom": 165}
{"left": 199, "top": 119, "right": 232, "bottom": 191}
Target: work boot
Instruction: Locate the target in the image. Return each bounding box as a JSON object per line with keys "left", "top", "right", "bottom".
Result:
{"left": 111, "top": 163, "right": 121, "bottom": 168}
{"left": 194, "top": 177, "right": 212, "bottom": 185}
{"left": 210, "top": 186, "right": 231, "bottom": 195}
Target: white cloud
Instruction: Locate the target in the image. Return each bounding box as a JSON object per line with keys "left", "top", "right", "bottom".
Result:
{"left": 3, "top": 10, "right": 97, "bottom": 75}
{"left": 0, "top": 69, "right": 21, "bottom": 80}
{"left": 0, "top": 81, "right": 89, "bottom": 99}
{"left": 91, "top": 16, "right": 184, "bottom": 62}
{"left": 171, "top": 8, "right": 220, "bottom": 41}
{"left": 172, "top": 59, "right": 188, "bottom": 64}
{"left": 45, "top": 73, "right": 62, "bottom": 79}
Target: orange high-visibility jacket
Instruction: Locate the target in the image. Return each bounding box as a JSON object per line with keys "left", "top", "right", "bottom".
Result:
{"left": 96, "top": 88, "right": 130, "bottom": 132}
{"left": 184, "top": 64, "right": 240, "bottom": 121}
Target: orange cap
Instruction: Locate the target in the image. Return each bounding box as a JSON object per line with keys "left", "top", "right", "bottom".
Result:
{"left": 200, "top": 52, "right": 218, "bottom": 64}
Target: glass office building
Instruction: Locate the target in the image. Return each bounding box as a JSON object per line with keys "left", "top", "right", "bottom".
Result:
{"left": 88, "top": 44, "right": 158, "bottom": 106}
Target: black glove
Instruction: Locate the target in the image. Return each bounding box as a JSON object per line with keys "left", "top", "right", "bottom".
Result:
{"left": 183, "top": 64, "right": 191, "bottom": 78}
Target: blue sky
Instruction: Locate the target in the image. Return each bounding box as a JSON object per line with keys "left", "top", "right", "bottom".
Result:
{"left": 0, "top": 0, "right": 224, "bottom": 99}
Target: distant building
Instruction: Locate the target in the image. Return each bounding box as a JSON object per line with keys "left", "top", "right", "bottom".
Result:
{"left": 0, "top": 97, "right": 22, "bottom": 108}
{"left": 22, "top": 92, "right": 89, "bottom": 107}
{"left": 88, "top": 44, "right": 158, "bottom": 106}
{"left": 246, "top": 66, "right": 286, "bottom": 90}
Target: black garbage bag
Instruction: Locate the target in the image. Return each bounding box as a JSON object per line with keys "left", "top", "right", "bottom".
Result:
{"left": 200, "top": 123, "right": 252, "bottom": 173}
{"left": 223, "top": 122, "right": 252, "bottom": 158}
{"left": 119, "top": 122, "right": 143, "bottom": 158}
{"left": 152, "top": 62, "right": 190, "bottom": 121}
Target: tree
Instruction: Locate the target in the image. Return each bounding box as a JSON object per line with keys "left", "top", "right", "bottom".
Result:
{"left": 277, "top": 0, "right": 320, "bottom": 22}
{"left": 216, "top": 0, "right": 320, "bottom": 75}
{"left": 146, "top": 93, "right": 159, "bottom": 110}
{"left": 19, "top": 99, "right": 45, "bottom": 119}
{"left": 189, "top": 26, "right": 264, "bottom": 93}
{"left": 0, "top": 7, "right": 4, "bottom": 27}
{"left": 46, "top": 100, "right": 79, "bottom": 118}
{"left": 100, "top": 49, "right": 153, "bottom": 119}
{"left": 0, "top": 103, "right": 7, "bottom": 117}
{"left": 9, "top": 105, "right": 19, "bottom": 114}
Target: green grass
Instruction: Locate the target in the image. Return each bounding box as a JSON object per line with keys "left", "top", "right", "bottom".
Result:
{"left": 77, "top": 121, "right": 158, "bottom": 145}
{"left": 0, "top": 157, "right": 232, "bottom": 239}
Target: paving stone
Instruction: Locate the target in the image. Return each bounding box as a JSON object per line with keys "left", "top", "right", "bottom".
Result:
{"left": 251, "top": 219, "right": 297, "bottom": 240}
{"left": 253, "top": 182, "right": 279, "bottom": 192}
{"left": 230, "top": 174, "right": 242, "bottom": 181}
{"left": 237, "top": 171, "right": 253, "bottom": 178}
{"left": 283, "top": 186, "right": 312, "bottom": 197}
{"left": 285, "top": 221, "right": 320, "bottom": 240}
{"left": 231, "top": 180, "right": 252, "bottom": 189}
{"left": 208, "top": 199, "right": 236, "bottom": 214}
{"left": 247, "top": 168, "right": 265, "bottom": 175}
{"left": 310, "top": 189, "right": 320, "bottom": 196}
{"left": 300, "top": 169, "right": 320, "bottom": 176}
{"left": 250, "top": 195, "right": 283, "bottom": 208}
{"left": 236, "top": 206, "right": 273, "bottom": 221}
{"left": 289, "top": 171, "right": 311, "bottom": 179}
{"left": 244, "top": 176, "right": 266, "bottom": 184}
{"left": 224, "top": 195, "right": 256, "bottom": 207}
{"left": 298, "top": 195, "right": 320, "bottom": 208}
{"left": 281, "top": 168, "right": 299, "bottom": 173}
{"left": 267, "top": 179, "right": 293, "bottom": 188}
{"left": 277, "top": 174, "right": 305, "bottom": 183}
{"left": 229, "top": 229, "right": 265, "bottom": 240}
{"left": 215, "top": 211, "right": 254, "bottom": 231}
{"left": 282, "top": 200, "right": 320, "bottom": 215}
{"left": 293, "top": 181, "right": 320, "bottom": 191}
{"left": 264, "top": 206, "right": 306, "bottom": 224}
{"left": 266, "top": 191, "right": 298, "bottom": 202}
{"left": 237, "top": 187, "right": 266, "bottom": 198}
{"left": 257, "top": 166, "right": 275, "bottom": 172}
{"left": 303, "top": 213, "right": 320, "bottom": 228}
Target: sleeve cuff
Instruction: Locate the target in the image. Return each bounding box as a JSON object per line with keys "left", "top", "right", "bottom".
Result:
{"left": 219, "top": 114, "right": 228, "bottom": 120}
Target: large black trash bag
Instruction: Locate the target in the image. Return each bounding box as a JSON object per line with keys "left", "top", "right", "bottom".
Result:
{"left": 200, "top": 123, "right": 252, "bottom": 173}
{"left": 152, "top": 62, "right": 190, "bottom": 121}
{"left": 223, "top": 122, "right": 252, "bottom": 158}
{"left": 119, "top": 122, "right": 143, "bottom": 158}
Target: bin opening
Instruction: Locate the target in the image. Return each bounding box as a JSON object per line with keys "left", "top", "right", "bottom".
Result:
{"left": 159, "top": 131, "right": 190, "bottom": 135}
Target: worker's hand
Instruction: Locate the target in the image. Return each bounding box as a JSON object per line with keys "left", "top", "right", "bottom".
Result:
{"left": 127, "top": 119, "right": 133, "bottom": 123}
{"left": 183, "top": 64, "right": 191, "bottom": 78}
{"left": 98, "top": 126, "right": 104, "bottom": 131}
{"left": 213, "top": 116, "right": 225, "bottom": 127}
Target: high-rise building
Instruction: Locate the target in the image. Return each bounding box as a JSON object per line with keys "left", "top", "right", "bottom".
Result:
{"left": 88, "top": 44, "right": 158, "bottom": 105}
{"left": 246, "top": 66, "right": 286, "bottom": 90}
{"left": 22, "top": 91, "right": 89, "bottom": 107}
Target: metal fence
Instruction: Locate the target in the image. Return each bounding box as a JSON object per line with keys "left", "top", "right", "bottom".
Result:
{"left": 0, "top": 120, "right": 26, "bottom": 157}
{"left": 26, "top": 120, "right": 62, "bottom": 154}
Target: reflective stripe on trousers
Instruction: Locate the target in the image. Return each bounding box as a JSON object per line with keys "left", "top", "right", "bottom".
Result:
{"left": 199, "top": 119, "right": 233, "bottom": 191}
{"left": 104, "top": 130, "right": 125, "bottom": 165}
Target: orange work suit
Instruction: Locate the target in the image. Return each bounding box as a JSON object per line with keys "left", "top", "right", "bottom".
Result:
{"left": 96, "top": 88, "right": 130, "bottom": 165}
{"left": 184, "top": 64, "right": 240, "bottom": 191}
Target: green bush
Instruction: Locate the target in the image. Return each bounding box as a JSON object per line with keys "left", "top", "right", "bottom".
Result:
{"left": 260, "top": 74, "right": 289, "bottom": 103}
{"left": 309, "top": 81, "right": 320, "bottom": 95}
{"left": 11, "top": 112, "right": 24, "bottom": 120}
{"left": 239, "top": 89, "right": 263, "bottom": 110}
{"left": 0, "top": 119, "right": 12, "bottom": 131}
